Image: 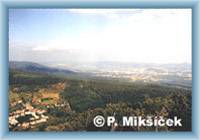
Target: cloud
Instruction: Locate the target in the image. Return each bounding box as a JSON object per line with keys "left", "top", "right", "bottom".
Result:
{"left": 10, "top": 9, "right": 191, "bottom": 64}
{"left": 67, "top": 9, "right": 143, "bottom": 14}
{"left": 67, "top": 9, "right": 144, "bottom": 19}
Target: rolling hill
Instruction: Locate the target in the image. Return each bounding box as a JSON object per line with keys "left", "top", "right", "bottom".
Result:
{"left": 9, "top": 61, "right": 75, "bottom": 76}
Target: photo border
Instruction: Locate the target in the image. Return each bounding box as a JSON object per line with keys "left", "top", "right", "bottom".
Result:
{"left": 0, "top": 0, "right": 199, "bottom": 140}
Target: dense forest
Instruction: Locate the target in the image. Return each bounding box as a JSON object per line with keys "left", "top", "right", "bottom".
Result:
{"left": 9, "top": 69, "right": 191, "bottom": 131}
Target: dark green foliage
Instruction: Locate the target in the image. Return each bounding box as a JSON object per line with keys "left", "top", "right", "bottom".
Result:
{"left": 9, "top": 69, "right": 65, "bottom": 88}
{"left": 61, "top": 79, "right": 191, "bottom": 112}
{"left": 9, "top": 69, "right": 192, "bottom": 131}
{"left": 61, "top": 79, "right": 191, "bottom": 131}
{"left": 17, "top": 114, "right": 33, "bottom": 123}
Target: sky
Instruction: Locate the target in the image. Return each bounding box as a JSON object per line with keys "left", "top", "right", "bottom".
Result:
{"left": 9, "top": 9, "right": 192, "bottom": 64}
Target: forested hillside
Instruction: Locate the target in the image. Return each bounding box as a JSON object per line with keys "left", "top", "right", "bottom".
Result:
{"left": 9, "top": 69, "right": 191, "bottom": 131}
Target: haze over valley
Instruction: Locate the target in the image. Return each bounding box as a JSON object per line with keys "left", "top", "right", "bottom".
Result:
{"left": 9, "top": 9, "right": 192, "bottom": 131}
{"left": 10, "top": 61, "right": 192, "bottom": 89}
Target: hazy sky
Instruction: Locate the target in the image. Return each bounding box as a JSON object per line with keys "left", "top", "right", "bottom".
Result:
{"left": 9, "top": 9, "right": 191, "bottom": 64}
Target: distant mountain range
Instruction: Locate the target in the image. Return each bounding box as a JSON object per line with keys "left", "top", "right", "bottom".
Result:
{"left": 9, "top": 61, "right": 75, "bottom": 75}
{"left": 9, "top": 61, "right": 191, "bottom": 89}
